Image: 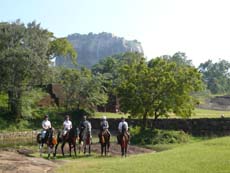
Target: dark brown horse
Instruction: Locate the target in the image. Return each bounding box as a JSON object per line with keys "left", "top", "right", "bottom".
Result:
{"left": 99, "top": 130, "right": 110, "bottom": 156}
{"left": 37, "top": 128, "right": 57, "bottom": 159}
{"left": 120, "top": 129, "right": 129, "bottom": 157}
{"left": 54, "top": 127, "right": 78, "bottom": 157}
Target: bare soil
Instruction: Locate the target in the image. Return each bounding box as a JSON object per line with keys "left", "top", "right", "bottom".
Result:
{"left": 0, "top": 143, "right": 154, "bottom": 173}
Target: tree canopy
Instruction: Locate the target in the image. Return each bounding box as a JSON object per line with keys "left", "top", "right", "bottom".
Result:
{"left": 117, "top": 54, "right": 203, "bottom": 128}
{"left": 0, "top": 20, "right": 76, "bottom": 119}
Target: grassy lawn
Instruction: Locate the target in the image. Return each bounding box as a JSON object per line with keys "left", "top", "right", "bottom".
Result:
{"left": 192, "top": 108, "right": 230, "bottom": 118}
{"left": 94, "top": 108, "right": 230, "bottom": 119}
{"left": 56, "top": 136, "right": 230, "bottom": 173}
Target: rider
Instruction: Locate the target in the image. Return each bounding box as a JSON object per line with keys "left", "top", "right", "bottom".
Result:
{"left": 41, "top": 114, "right": 52, "bottom": 139}
{"left": 117, "top": 116, "right": 129, "bottom": 144}
{"left": 79, "top": 115, "right": 92, "bottom": 141}
{"left": 63, "top": 115, "right": 72, "bottom": 138}
{"left": 98, "top": 115, "right": 111, "bottom": 143}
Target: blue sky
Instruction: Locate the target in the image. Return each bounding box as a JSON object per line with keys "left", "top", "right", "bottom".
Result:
{"left": 1, "top": 0, "right": 230, "bottom": 66}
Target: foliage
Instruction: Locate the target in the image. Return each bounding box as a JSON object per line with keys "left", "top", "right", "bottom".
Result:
{"left": 21, "top": 88, "right": 47, "bottom": 119}
{"left": 0, "top": 20, "right": 76, "bottom": 120}
{"left": 56, "top": 67, "right": 108, "bottom": 114}
{"left": 117, "top": 56, "right": 203, "bottom": 128}
{"left": 161, "top": 51, "right": 193, "bottom": 66}
{"left": 130, "top": 127, "right": 190, "bottom": 145}
{"left": 199, "top": 59, "right": 230, "bottom": 94}
{"left": 92, "top": 52, "right": 145, "bottom": 111}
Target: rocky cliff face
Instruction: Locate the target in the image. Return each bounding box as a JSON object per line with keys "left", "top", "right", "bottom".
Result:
{"left": 55, "top": 32, "right": 144, "bottom": 68}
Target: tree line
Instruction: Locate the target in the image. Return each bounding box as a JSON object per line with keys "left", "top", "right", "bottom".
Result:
{"left": 0, "top": 20, "right": 229, "bottom": 129}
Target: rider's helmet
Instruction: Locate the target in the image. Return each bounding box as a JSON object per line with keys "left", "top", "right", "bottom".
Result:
{"left": 102, "top": 116, "right": 106, "bottom": 120}
{"left": 65, "top": 115, "right": 70, "bottom": 120}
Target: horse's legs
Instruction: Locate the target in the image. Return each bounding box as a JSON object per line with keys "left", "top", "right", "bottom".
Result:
{"left": 105, "top": 144, "right": 107, "bottom": 156}
{"left": 69, "top": 142, "right": 72, "bottom": 157}
{"left": 101, "top": 144, "right": 103, "bottom": 156}
{"left": 54, "top": 142, "right": 59, "bottom": 157}
{"left": 39, "top": 144, "right": 43, "bottom": 157}
{"left": 61, "top": 141, "right": 66, "bottom": 156}
{"left": 89, "top": 143, "right": 91, "bottom": 155}
{"left": 121, "top": 145, "right": 124, "bottom": 156}
{"left": 48, "top": 146, "right": 51, "bottom": 159}
{"left": 73, "top": 143, "right": 76, "bottom": 156}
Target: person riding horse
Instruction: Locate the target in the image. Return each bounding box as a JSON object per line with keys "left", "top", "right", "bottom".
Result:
{"left": 62, "top": 115, "right": 72, "bottom": 139}
{"left": 117, "top": 117, "right": 129, "bottom": 144}
{"left": 79, "top": 115, "right": 92, "bottom": 143}
{"left": 98, "top": 116, "right": 111, "bottom": 143}
{"left": 41, "top": 115, "right": 52, "bottom": 140}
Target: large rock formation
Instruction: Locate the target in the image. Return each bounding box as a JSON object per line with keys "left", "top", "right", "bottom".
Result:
{"left": 55, "top": 32, "right": 144, "bottom": 68}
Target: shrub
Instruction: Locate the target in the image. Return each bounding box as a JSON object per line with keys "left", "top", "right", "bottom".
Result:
{"left": 130, "top": 126, "right": 190, "bottom": 145}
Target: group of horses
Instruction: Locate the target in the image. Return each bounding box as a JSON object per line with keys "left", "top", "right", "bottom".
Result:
{"left": 36, "top": 126, "right": 129, "bottom": 159}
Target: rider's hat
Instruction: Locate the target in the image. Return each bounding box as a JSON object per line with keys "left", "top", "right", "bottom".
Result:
{"left": 102, "top": 116, "right": 106, "bottom": 120}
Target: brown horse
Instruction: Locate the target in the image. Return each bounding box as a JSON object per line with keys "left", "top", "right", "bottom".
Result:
{"left": 37, "top": 128, "right": 57, "bottom": 159}
{"left": 99, "top": 130, "right": 110, "bottom": 156}
{"left": 54, "top": 127, "right": 78, "bottom": 157}
{"left": 120, "top": 130, "right": 129, "bottom": 157}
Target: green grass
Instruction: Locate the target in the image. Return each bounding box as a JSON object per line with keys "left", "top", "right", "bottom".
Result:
{"left": 94, "top": 112, "right": 130, "bottom": 119}
{"left": 56, "top": 136, "right": 230, "bottom": 173}
{"left": 94, "top": 108, "right": 230, "bottom": 119}
{"left": 192, "top": 108, "right": 230, "bottom": 118}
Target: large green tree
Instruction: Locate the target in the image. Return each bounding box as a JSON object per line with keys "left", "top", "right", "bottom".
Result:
{"left": 117, "top": 56, "right": 203, "bottom": 128}
{"left": 199, "top": 59, "right": 230, "bottom": 94}
{"left": 92, "top": 52, "right": 144, "bottom": 112}
{"left": 0, "top": 20, "right": 76, "bottom": 120}
{"left": 57, "top": 67, "right": 108, "bottom": 114}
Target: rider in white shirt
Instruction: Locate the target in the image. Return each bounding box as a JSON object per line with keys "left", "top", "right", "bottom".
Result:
{"left": 63, "top": 115, "right": 72, "bottom": 136}
{"left": 41, "top": 115, "right": 52, "bottom": 139}
{"left": 118, "top": 117, "right": 128, "bottom": 132}
{"left": 117, "top": 117, "right": 129, "bottom": 144}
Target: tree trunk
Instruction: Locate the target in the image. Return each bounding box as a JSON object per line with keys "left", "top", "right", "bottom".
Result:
{"left": 153, "top": 112, "right": 159, "bottom": 129}
{"left": 142, "top": 112, "right": 148, "bottom": 130}
{"left": 8, "top": 88, "right": 22, "bottom": 120}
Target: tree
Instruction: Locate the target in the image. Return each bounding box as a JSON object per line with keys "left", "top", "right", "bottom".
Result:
{"left": 0, "top": 20, "right": 76, "bottom": 120}
{"left": 57, "top": 67, "right": 108, "bottom": 114}
{"left": 199, "top": 59, "right": 230, "bottom": 94}
{"left": 161, "top": 52, "right": 193, "bottom": 67}
{"left": 92, "top": 52, "right": 144, "bottom": 111}
{"left": 117, "top": 56, "right": 203, "bottom": 129}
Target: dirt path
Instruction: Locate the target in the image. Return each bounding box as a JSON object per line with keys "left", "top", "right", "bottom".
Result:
{"left": 0, "top": 144, "right": 154, "bottom": 173}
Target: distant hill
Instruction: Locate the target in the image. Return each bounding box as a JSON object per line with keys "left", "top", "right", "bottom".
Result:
{"left": 55, "top": 32, "right": 144, "bottom": 68}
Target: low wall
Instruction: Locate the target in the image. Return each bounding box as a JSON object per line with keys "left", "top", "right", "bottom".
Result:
{"left": 0, "top": 130, "right": 40, "bottom": 145}
{"left": 1, "top": 118, "right": 230, "bottom": 144}
{"left": 89, "top": 118, "right": 230, "bottom": 136}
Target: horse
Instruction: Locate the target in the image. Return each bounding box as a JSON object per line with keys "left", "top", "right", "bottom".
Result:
{"left": 99, "top": 129, "right": 110, "bottom": 156}
{"left": 54, "top": 127, "right": 78, "bottom": 157}
{"left": 37, "top": 128, "right": 57, "bottom": 159}
{"left": 79, "top": 127, "right": 92, "bottom": 155}
{"left": 120, "top": 128, "right": 129, "bottom": 157}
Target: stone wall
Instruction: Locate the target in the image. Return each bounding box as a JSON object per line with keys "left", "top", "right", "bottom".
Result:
{"left": 0, "top": 130, "right": 40, "bottom": 145}
{"left": 2, "top": 118, "right": 230, "bottom": 144}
